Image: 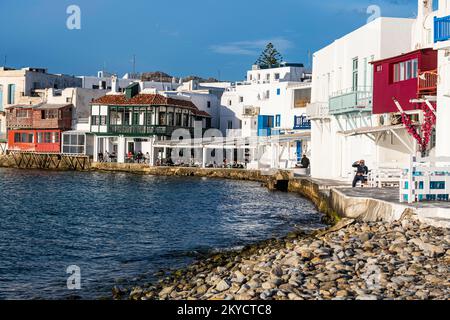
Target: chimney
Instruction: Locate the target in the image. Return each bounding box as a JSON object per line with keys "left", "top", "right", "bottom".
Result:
{"left": 111, "top": 75, "right": 119, "bottom": 93}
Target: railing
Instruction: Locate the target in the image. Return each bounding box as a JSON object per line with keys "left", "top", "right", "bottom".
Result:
{"left": 434, "top": 15, "right": 450, "bottom": 43}
{"left": 108, "top": 125, "right": 192, "bottom": 136}
{"left": 293, "top": 115, "right": 311, "bottom": 130}
{"left": 329, "top": 88, "right": 372, "bottom": 115}
{"left": 418, "top": 69, "right": 438, "bottom": 95}
{"left": 306, "top": 102, "right": 329, "bottom": 118}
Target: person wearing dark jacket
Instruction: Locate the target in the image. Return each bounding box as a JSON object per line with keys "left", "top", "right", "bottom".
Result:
{"left": 300, "top": 155, "right": 310, "bottom": 169}
{"left": 352, "top": 160, "right": 368, "bottom": 187}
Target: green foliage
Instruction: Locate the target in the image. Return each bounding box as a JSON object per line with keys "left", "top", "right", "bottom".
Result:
{"left": 255, "top": 43, "right": 283, "bottom": 68}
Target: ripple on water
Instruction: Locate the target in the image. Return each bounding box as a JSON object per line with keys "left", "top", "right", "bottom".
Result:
{"left": 0, "top": 168, "right": 324, "bottom": 299}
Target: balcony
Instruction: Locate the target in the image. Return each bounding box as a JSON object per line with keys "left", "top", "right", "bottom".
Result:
{"left": 108, "top": 125, "right": 192, "bottom": 137}
{"left": 329, "top": 88, "right": 372, "bottom": 115}
{"left": 293, "top": 115, "right": 311, "bottom": 130}
{"left": 418, "top": 69, "right": 438, "bottom": 96}
{"left": 306, "top": 102, "right": 329, "bottom": 118}
{"left": 434, "top": 15, "right": 450, "bottom": 43}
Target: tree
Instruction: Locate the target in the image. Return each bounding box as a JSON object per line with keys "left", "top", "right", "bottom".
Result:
{"left": 255, "top": 43, "right": 283, "bottom": 68}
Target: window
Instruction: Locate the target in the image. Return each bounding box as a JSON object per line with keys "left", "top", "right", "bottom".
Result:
{"left": 275, "top": 115, "right": 281, "bottom": 127}
{"left": 239, "top": 97, "right": 244, "bottom": 103}
{"left": 207, "top": 101, "right": 211, "bottom": 108}
{"left": 62, "top": 133, "right": 85, "bottom": 154}
{"left": 274, "top": 73, "right": 280, "bottom": 80}
{"left": 44, "top": 132, "right": 52, "bottom": 143}
{"left": 249, "top": 74, "right": 253, "bottom": 81}
{"left": 41, "top": 110, "right": 58, "bottom": 119}
{"left": 266, "top": 74, "right": 270, "bottom": 81}
{"left": 257, "top": 74, "right": 261, "bottom": 80}
{"left": 227, "top": 121, "right": 233, "bottom": 130}
{"left": 14, "top": 132, "right": 33, "bottom": 143}
{"left": 352, "top": 58, "right": 358, "bottom": 91}
{"left": 7, "top": 84, "right": 15, "bottom": 104}
{"left": 16, "top": 109, "right": 29, "bottom": 118}
{"left": 132, "top": 112, "right": 140, "bottom": 125}
{"left": 376, "top": 65, "right": 382, "bottom": 72}
{"left": 100, "top": 116, "right": 107, "bottom": 125}
{"left": 53, "top": 132, "right": 59, "bottom": 143}
{"left": 265, "top": 90, "right": 270, "bottom": 99}
{"left": 176, "top": 113, "right": 182, "bottom": 126}
{"left": 393, "top": 58, "right": 418, "bottom": 83}
{"left": 277, "top": 88, "right": 281, "bottom": 96}
{"left": 37, "top": 132, "right": 43, "bottom": 143}
{"left": 228, "top": 100, "right": 232, "bottom": 106}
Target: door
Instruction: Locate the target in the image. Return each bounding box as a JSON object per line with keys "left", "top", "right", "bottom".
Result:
{"left": 296, "top": 141, "right": 302, "bottom": 162}
{"left": 127, "top": 142, "right": 135, "bottom": 154}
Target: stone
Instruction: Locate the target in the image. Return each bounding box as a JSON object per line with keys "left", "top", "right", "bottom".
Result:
{"left": 262, "top": 282, "right": 275, "bottom": 290}
{"left": 409, "top": 238, "right": 445, "bottom": 257}
{"left": 196, "top": 284, "right": 208, "bottom": 295}
{"left": 233, "top": 271, "right": 246, "bottom": 283}
{"left": 215, "top": 280, "right": 230, "bottom": 292}
{"left": 158, "top": 286, "right": 175, "bottom": 298}
{"left": 288, "top": 293, "right": 303, "bottom": 300}
{"left": 271, "top": 266, "right": 283, "bottom": 277}
{"left": 356, "top": 294, "right": 378, "bottom": 300}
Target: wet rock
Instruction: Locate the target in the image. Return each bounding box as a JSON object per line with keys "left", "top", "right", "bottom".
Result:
{"left": 215, "top": 280, "right": 230, "bottom": 292}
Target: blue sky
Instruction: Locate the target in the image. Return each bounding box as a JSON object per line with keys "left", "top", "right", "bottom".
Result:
{"left": 0, "top": 0, "right": 418, "bottom": 81}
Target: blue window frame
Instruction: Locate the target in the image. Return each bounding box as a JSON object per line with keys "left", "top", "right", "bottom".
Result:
{"left": 275, "top": 114, "right": 281, "bottom": 127}
{"left": 277, "top": 88, "right": 281, "bottom": 95}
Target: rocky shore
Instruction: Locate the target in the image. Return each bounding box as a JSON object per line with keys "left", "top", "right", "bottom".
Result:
{"left": 114, "top": 215, "right": 449, "bottom": 301}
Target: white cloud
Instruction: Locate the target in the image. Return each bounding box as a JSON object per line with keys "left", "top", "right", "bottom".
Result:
{"left": 210, "top": 38, "right": 293, "bottom": 56}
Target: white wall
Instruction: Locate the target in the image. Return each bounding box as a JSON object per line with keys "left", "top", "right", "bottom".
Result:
{"left": 309, "top": 17, "right": 415, "bottom": 179}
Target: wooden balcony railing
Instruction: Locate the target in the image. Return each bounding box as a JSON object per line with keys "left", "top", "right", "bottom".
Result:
{"left": 418, "top": 69, "right": 438, "bottom": 96}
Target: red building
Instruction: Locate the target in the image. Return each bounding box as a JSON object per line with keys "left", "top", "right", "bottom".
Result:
{"left": 6, "top": 103, "right": 72, "bottom": 153}
{"left": 372, "top": 48, "right": 437, "bottom": 114}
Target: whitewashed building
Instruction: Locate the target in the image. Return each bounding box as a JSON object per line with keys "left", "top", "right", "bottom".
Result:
{"left": 308, "top": 17, "right": 416, "bottom": 179}
{"left": 78, "top": 71, "right": 181, "bottom": 92}
{"left": 432, "top": 0, "right": 450, "bottom": 158}
{"left": 220, "top": 63, "right": 312, "bottom": 168}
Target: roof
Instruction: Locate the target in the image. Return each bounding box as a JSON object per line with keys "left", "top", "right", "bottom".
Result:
{"left": 92, "top": 93, "right": 211, "bottom": 117}
{"left": 195, "top": 110, "right": 211, "bottom": 118}
{"left": 5, "top": 103, "right": 72, "bottom": 110}
{"left": 371, "top": 48, "right": 436, "bottom": 65}
{"left": 34, "top": 103, "right": 72, "bottom": 110}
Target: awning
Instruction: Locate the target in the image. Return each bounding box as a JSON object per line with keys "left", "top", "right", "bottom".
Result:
{"left": 338, "top": 124, "right": 415, "bottom": 137}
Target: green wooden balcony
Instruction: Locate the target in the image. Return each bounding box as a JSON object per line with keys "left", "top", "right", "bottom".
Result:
{"left": 329, "top": 88, "right": 373, "bottom": 115}
{"left": 108, "top": 125, "right": 193, "bottom": 137}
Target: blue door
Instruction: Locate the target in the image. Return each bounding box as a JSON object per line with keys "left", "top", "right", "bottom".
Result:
{"left": 296, "top": 141, "right": 302, "bottom": 162}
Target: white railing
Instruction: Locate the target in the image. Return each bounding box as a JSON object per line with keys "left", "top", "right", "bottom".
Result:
{"left": 400, "top": 156, "right": 450, "bottom": 203}
{"left": 306, "top": 102, "right": 329, "bottom": 118}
